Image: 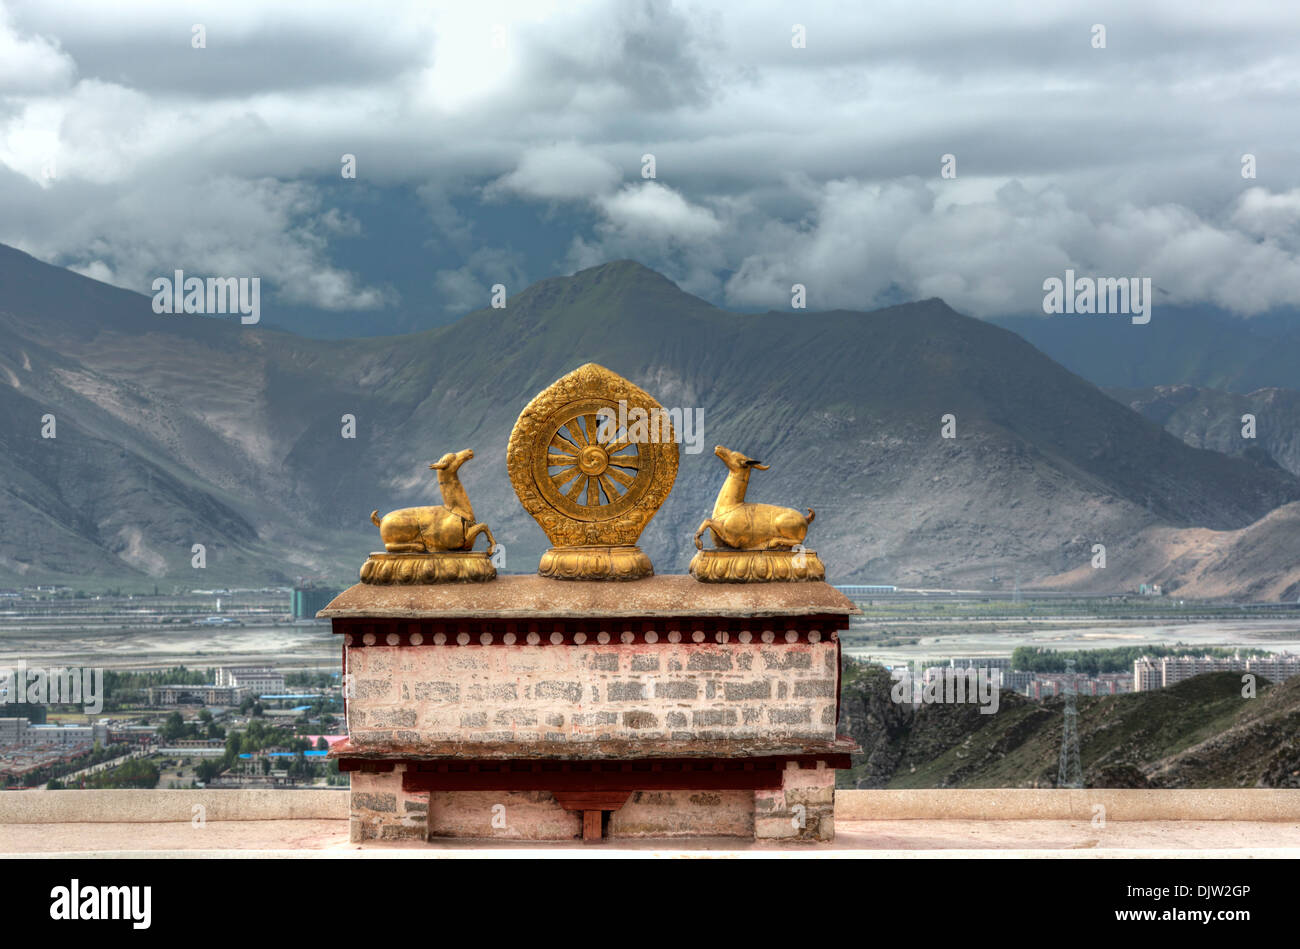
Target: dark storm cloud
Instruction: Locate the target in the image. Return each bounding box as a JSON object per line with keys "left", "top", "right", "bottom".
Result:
{"left": 1, "top": 0, "right": 1299, "bottom": 319}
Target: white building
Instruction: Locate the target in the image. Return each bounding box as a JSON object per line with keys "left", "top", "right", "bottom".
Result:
{"left": 1244, "top": 652, "right": 1300, "bottom": 684}
{"left": 0, "top": 717, "right": 108, "bottom": 747}
{"left": 1133, "top": 658, "right": 1162, "bottom": 692}
{"left": 1132, "top": 653, "right": 1300, "bottom": 691}
{"left": 214, "top": 666, "right": 285, "bottom": 695}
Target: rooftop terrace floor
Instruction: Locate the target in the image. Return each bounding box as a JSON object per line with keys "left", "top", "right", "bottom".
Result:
{"left": 5, "top": 818, "right": 1298, "bottom": 858}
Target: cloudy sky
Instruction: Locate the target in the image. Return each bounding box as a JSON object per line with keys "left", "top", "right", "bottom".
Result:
{"left": 2, "top": 0, "right": 1299, "bottom": 335}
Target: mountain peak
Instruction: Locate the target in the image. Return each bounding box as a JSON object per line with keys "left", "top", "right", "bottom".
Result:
{"left": 553, "top": 259, "right": 685, "bottom": 298}
{"left": 473, "top": 258, "right": 719, "bottom": 332}
{"left": 570, "top": 259, "right": 678, "bottom": 284}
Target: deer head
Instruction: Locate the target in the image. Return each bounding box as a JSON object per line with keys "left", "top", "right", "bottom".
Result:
{"left": 714, "top": 445, "right": 769, "bottom": 472}
{"left": 427, "top": 449, "right": 476, "bottom": 520}
{"left": 429, "top": 448, "right": 475, "bottom": 473}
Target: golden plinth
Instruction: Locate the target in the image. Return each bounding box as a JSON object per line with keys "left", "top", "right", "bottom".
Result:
{"left": 508, "top": 363, "right": 678, "bottom": 580}
{"left": 360, "top": 551, "right": 496, "bottom": 584}
{"left": 538, "top": 545, "right": 653, "bottom": 581}
{"left": 689, "top": 548, "right": 826, "bottom": 583}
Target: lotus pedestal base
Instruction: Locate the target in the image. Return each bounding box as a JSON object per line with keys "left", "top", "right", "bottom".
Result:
{"left": 538, "top": 545, "right": 653, "bottom": 580}
{"left": 359, "top": 551, "right": 497, "bottom": 584}
{"left": 689, "top": 548, "right": 826, "bottom": 583}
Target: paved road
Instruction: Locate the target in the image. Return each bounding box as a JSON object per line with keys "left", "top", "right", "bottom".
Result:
{"left": 48, "top": 748, "right": 149, "bottom": 786}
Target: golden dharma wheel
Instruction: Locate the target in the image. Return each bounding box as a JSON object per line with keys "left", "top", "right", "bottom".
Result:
{"left": 508, "top": 364, "right": 678, "bottom": 579}
{"left": 533, "top": 399, "right": 653, "bottom": 521}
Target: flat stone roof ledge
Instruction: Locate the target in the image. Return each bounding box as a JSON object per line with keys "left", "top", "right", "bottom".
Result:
{"left": 317, "top": 574, "right": 860, "bottom": 620}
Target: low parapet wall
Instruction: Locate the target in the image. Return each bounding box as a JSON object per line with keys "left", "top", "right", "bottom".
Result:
{"left": 2, "top": 788, "right": 1299, "bottom": 824}
{"left": 0, "top": 789, "right": 348, "bottom": 824}
{"left": 835, "top": 789, "right": 1300, "bottom": 822}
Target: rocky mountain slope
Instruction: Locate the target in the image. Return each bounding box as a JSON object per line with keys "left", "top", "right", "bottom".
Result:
{"left": 3, "top": 242, "right": 1298, "bottom": 592}
{"left": 1034, "top": 501, "right": 1300, "bottom": 600}
{"left": 1108, "top": 383, "right": 1300, "bottom": 477}
{"left": 838, "top": 662, "right": 1300, "bottom": 789}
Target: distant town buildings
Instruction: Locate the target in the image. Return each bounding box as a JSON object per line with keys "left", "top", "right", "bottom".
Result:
{"left": 1134, "top": 658, "right": 1162, "bottom": 692}
{"left": 893, "top": 651, "right": 1300, "bottom": 701}
{"left": 835, "top": 584, "right": 899, "bottom": 597}
{"left": 925, "top": 657, "right": 1013, "bottom": 670}
{"left": 1024, "top": 673, "right": 1133, "bottom": 699}
{"left": 0, "top": 718, "right": 148, "bottom": 784}
{"left": 895, "top": 659, "right": 1134, "bottom": 698}
{"left": 1247, "top": 653, "right": 1300, "bottom": 683}
{"left": 0, "top": 717, "right": 108, "bottom": 747}
{"left": 147, "top": 684, "right": 244, "bottom": 706}
{"left": 149, "top": 666, "right": 285, "bottom": 706}
{"left": 291, "top": 585, "right": 339, "bottom": 619}
{"left": 1133, "top": 653, "right": 1300, "bottom": 691}
{"left": 214, "top": 666, "right": 285, "bottom": 694}
{"left": 1004, "top": 670, "right": 1035, "bottom": 693}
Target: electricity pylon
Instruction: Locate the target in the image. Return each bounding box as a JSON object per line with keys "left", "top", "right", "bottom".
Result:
{"left": 1057, "top": 658, "right": 1083, "bottom": 788}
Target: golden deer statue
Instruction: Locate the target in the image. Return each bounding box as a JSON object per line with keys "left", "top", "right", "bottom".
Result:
{"left": 693, "top": 445, "right": 815, "bottom": 551}
{"left": 371, "top": 449, "right": 496, "bottom": 553}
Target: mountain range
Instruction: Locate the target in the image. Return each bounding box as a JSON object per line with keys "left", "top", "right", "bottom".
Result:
{"left": 994, "top": 306, "right": 1300, "bottom": 393}
{"left": 3, "top": 241, "right": 1299, "bottom": 597}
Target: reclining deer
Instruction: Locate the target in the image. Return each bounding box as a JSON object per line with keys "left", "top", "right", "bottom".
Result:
{"left": 371, "top": 449, "right": 496, "bottom": 553}
{"left": 693, "top": 445, "right": 815, "bottom": 550}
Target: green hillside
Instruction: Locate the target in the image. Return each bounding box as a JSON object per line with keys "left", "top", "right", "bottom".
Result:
{"left": 838, "top": 661, "right": 1300, "bottom": 789}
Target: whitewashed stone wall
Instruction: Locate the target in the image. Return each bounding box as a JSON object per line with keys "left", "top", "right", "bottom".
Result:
{"left": 345, "top": 641, "right": 840, "bottom": 748}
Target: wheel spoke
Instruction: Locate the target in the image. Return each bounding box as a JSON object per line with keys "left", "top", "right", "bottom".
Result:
{"left": 608, "top": 457, "right": 640, "bottom": 471}
{"left": 550, "top": 431, "right": 581, "bottom": 454}
{"left": 597, "top": 473, "right": 622, "bottom": 500}
{"left": 565, "top": 420, "right": 588, "bottom": 446}
{"left": 565, "top": 476, "right": 586, "bottom": 501}
{"left": 547, "top": 452, "right": 577, "bottom": 466}
{"left": 582, "top": 413, "right": 601, "bottom": 446}
{"left": 585, "top": 476, "right": 598, "bottom": 506}
{"left": 552, "top": 467, "right": 582, "bottom": 491}
{"left": 605, "top": 467, "right": 635, "bottom": 488}
{"left": 605, "top": 437, "right": 632, "bottom": 454}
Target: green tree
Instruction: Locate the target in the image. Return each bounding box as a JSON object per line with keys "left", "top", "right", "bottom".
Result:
{"left": 86, "top": 758, "right": 159, "bottom": 790}
{"left": 160, "top": 711, "right": 186, "bottom": 741}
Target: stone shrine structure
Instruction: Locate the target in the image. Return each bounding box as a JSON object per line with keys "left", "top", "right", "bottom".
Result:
{"left": 321, "top": 364, "right": 859, "bottom": 843}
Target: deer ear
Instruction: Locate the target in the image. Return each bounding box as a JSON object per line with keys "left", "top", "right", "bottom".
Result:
{"left": 750, "top": 462, "right": 770, "bottom": 470}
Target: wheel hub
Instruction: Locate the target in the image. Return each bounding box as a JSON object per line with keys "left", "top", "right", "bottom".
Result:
{"left": 578, "top": 445, "right": 608, "bottom": 475}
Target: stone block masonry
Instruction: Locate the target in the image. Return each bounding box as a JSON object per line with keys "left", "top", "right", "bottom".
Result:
{"left": 350, "top": 770, "right": 430, "bottom": 842}
{"left": 345, "top": 641, "right": 840, "bottom": 751}
{"left": 755, "top": 762, "right": 836, "bottom": 842}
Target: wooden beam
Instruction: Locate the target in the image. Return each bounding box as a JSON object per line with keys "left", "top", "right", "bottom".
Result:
{"left": 388, "top": 754, "right": 851, "bottom": 792}
{"left": 553, "top": 791, "right": 633, "bottom": 812}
